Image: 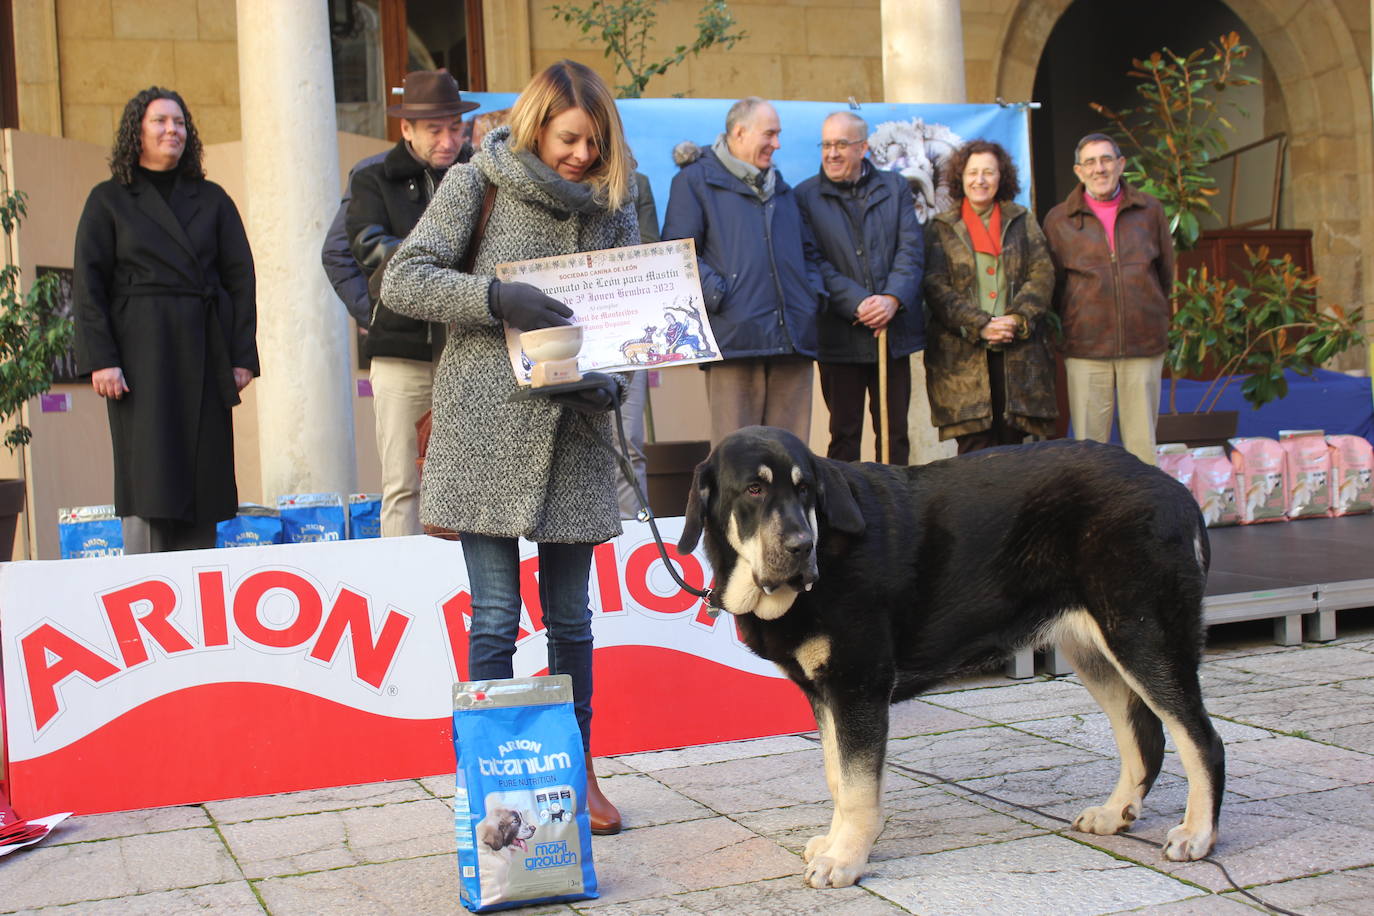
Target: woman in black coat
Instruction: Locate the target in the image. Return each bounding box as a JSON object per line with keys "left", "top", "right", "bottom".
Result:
{"left": 73, "top": 87, "right": 258, "bottom": 552}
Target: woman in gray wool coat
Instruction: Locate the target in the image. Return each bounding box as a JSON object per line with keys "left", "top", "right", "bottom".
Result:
{"left": 381, "top": 60, "right": 637, "bottom": 834}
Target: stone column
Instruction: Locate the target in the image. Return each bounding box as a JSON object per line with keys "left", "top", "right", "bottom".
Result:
{"left": 881, "top": 0, "right": 967, "bottom": 105}
{"left": 881, "top": 0, "right": 966, "bottom": 464}
{"left": 11, "top": 0, "right": 62, "bottom": 136}
{"left": 483, "top": 2, "right": 533, "bottom": 92}
{"left": 236, "top": 0, "right": 357, "bottom": 500}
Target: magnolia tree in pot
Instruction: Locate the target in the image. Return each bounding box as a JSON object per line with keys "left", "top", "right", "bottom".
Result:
{"left": 1092, "top": 34, "right": 1365, "bottom": 434}
{"left": 1168, "top": 247, "right": 1363, "bottom": 414}
{"left": 1092, "top": 32, "right": 1256, "bottom": 253}
{"left": 1, "top": 165, "right": 73, "bottom": 558}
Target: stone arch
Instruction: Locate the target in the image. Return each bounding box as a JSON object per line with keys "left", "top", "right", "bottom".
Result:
{"left": 991, "top": 0, "right": 1374, "bottom": 361}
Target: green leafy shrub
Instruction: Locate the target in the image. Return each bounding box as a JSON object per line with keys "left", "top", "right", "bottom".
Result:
{"left": 1, "top": 167, "right": 72, "bottom": 451}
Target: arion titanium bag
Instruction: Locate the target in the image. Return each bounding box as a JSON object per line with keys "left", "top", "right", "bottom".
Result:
{"left": 452, "top": 676, "right": 597, "bottom": 912}
{"left": 57, "top": 505, "right": 123, "bottom": 558}
{"left": 277, "top": 492, "right": 346, "bottom": 543}
{"left": 216, "top": 503, "right": 283, "bottom": 547}
{"left": 348, "top": 493, "right": 382, "bottom": 539}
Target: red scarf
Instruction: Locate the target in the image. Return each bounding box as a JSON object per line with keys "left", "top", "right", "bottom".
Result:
{"left": 961, "top": 198, "right": 1002, "bottom": 257}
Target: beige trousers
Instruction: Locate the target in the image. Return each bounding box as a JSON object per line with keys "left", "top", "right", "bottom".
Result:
{"left": 703, "top": 355, "right": 813, "bottom": 447}
{"left": 369, "top": 356, "right": 434, "bottom": 537}
{"left": 1064, "top": 354, "right": 1165, "bottom": 466}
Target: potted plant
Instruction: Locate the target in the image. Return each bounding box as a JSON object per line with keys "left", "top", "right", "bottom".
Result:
{"left": 1094, "top": 34, "right": 1364, "bottom": 445}
{"left": 1168, "top": 245, "right": 1364, "bottom": 413}
{"left": 1092, "top": 32, "right": 1257, "bottom": 252}
{"left": 1, "top": 165, "right": 72, "bottom": 559}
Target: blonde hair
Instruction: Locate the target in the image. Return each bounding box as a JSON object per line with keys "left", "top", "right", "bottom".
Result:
{"left": 507, "top": 59, "right": 634, "bottom": 210}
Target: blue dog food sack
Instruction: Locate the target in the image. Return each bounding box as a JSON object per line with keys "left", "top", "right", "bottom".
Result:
{"left": 348, "top": 493, "right": 382, "bottom": 539}
{"left": 453, "top": 676, "right": 597, "bottom": 912}
{"left": 278, "top": 492, "right": 346, "bottom": 543}
{"left": 58, "top": 505, "right": 123, "bottom": 559}
{"left": 216, "top": 503, "right": 284, "bottom": 548}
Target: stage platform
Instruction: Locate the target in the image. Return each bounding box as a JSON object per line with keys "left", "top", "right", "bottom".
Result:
{"left": 1013, "top": 513, "right": 1374, "bottom": 677}
{"left": 1204, "top": 513, "right": 1374, "bottom": 643}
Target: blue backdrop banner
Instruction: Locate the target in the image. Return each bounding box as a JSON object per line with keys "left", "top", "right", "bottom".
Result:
{"left": 463, "top": 94, "right": 1032, "bottom": 234}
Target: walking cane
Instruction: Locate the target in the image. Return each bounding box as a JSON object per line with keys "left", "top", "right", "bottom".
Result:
{"left": 877, "top": 327, "right": 889, "bottom": 464}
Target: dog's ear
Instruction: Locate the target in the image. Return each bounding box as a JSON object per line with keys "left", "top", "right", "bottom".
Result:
{"left": 814, "top": 456, "right": 866, "bottom": 535}
{"left": 477, "top": 816, "right": 504, "bottom": 851}
{"left": 678, "top": 458, "right": 714, "bottom": 552}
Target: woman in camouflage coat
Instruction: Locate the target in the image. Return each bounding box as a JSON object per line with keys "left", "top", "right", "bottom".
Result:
{"left": 382, "top": 60, "right": 637, "bottom": 833}
{"left": 923, "top": 140, "right": 1057, "bottom": 452}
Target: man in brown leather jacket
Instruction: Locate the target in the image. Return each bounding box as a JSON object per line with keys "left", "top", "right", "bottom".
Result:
{"left": 1043, "top": 133, "right": 1174, "bottom": 465}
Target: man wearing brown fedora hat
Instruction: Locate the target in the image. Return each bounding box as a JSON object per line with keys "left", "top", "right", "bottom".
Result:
{"left": 345, "top": 69, "right": 479, "bottom": 537}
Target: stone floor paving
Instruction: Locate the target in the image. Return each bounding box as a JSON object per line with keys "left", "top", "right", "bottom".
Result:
{"left": 2, "top": 615, "right": 1373, "bottom": 915}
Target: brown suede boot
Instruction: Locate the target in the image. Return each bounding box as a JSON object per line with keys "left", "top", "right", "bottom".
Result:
{"left": 585, "top": 752, "right": 622, "bottom": 835}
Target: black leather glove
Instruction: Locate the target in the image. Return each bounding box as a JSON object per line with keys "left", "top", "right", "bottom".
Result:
{"left": 550, "top": 376, "right": 619, "bottom": 415}
{"left": 488, "top": 280, "right": 573, "bottom": 331}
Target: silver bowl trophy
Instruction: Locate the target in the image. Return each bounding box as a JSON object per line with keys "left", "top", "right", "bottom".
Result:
{"left": 520, "top": 326, "right": 584, "bottom": 388}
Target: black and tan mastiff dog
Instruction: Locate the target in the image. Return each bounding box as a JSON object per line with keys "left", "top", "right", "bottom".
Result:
{"left": 678, "top": 427, "right": 1225, "bottom": 889}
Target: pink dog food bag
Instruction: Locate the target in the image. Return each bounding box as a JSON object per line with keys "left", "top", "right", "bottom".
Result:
{"left": 1326, "top": 435, "right": 1374, "bottom": 516}
{"left": 1278, "top": 432, "right": 1332, "bottom": 519}
{"left": 1155, "top": 444, "right": 1195, "bottom": 491}
{"left": 1190, "top": 447, "right": 1239, "bottom": 527}
{"left": 1228, "top": 437, "right": 1287, "bottom": 524}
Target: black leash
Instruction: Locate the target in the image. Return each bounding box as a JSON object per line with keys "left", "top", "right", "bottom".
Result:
{"left": 586, "top": 397, "right": 723, "bottom": 618}
{"left": 515, "top": 373, "right": 722, "bottom": 616}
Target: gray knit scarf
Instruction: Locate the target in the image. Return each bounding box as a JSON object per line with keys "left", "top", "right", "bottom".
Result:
{"left": 513, "top": 147, "right": 605, "bottom": 215}
{"left": 713, "top": 134, "right": 777, "bottom": 201}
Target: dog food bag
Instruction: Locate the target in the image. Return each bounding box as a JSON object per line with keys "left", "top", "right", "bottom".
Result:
{"left": 1326, "top": 435, "right": 1374, "bottom": 516}
{"left": 1229, "top": 437, "right": 1288, "bottom": 524}
{"left": 216, "top": 503, "right": 284, "bottom": 548}
{"left": 57, "top": 505, "right": 123, "bottom": 558}
{"left": 278, "top": 492, "right": 347, "bottom": 543}
{"left": 1155, "top": 444, "right": 1195, "bottom": 491}
{"left": 348, "top": 493, "right": 382, "bottom": 539}
{"left": 1278, "top": 433, "right": 1332, "bottom": 519}
{"left": 1190, "top": 447, "right": 1240, "bottom": 527}
{"left": 452, "top": 676, "right": 597, "bottom": 912}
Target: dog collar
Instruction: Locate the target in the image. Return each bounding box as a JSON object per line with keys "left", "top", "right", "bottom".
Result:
{"left": 703, "top": 586, "right": 724, "bottom": 618}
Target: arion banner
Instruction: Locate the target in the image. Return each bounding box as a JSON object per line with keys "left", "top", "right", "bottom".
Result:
{"left": 464, "top": 94, "right": 1034, "bottom": 227}
{"left": 0, "top": 522, "right": 813, "bottom": 816}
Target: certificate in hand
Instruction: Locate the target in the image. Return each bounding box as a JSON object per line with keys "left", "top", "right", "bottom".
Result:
{"left": 495, "top": 239, "right": 721, "bottom": 384}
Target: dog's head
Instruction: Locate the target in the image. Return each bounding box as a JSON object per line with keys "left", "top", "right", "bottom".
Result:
{"left": 679, "top": 427, "right": 865, "bottom": 619}
{"left": 477, "top": 806, "right": 538, "bottom": 852}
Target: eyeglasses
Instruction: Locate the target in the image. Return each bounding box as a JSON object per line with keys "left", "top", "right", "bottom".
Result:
{"left": 819, "top": 139, "right": 864, "bottom": 152}
{"left": 1077, "top": 154, "right": 1120, "bottom": 169}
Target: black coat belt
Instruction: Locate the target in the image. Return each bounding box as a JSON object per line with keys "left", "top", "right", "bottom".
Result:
{"left": 112, "top": 283, "right": 242, "bottom": 409}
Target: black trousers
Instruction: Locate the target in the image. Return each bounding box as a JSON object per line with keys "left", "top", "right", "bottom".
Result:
{"left": 955, "top": 350, "right": 1026, "bottom": 454}
{"left": 818, "top": 358, "right": 912, "bottom": 464}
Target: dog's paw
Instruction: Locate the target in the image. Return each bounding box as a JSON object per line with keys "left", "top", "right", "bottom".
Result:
{"left": 803, "top": 854, "right": 865, "bottom": 888}
{"left": 1072, "top": 802, "right": 1138, "bottom": 836}
{"left": 1162, "top": 823, "right": 1215, "bottom": 861}
{"left": 802, "top": 833, "right": 831, "bottom": 863}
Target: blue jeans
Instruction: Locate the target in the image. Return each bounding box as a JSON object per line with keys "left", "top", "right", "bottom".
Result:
{"left": 459, "top": 533, "right": 596, "bottom": 749}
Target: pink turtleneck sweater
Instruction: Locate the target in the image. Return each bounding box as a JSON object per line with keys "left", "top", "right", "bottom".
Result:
{"left": 1083, "top": 187, "right": 1122, "bottom": 252}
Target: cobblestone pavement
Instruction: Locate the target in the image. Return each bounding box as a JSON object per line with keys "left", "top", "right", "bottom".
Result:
{"left": 3, "top": 614, "right": 1372, "bottom": 915}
